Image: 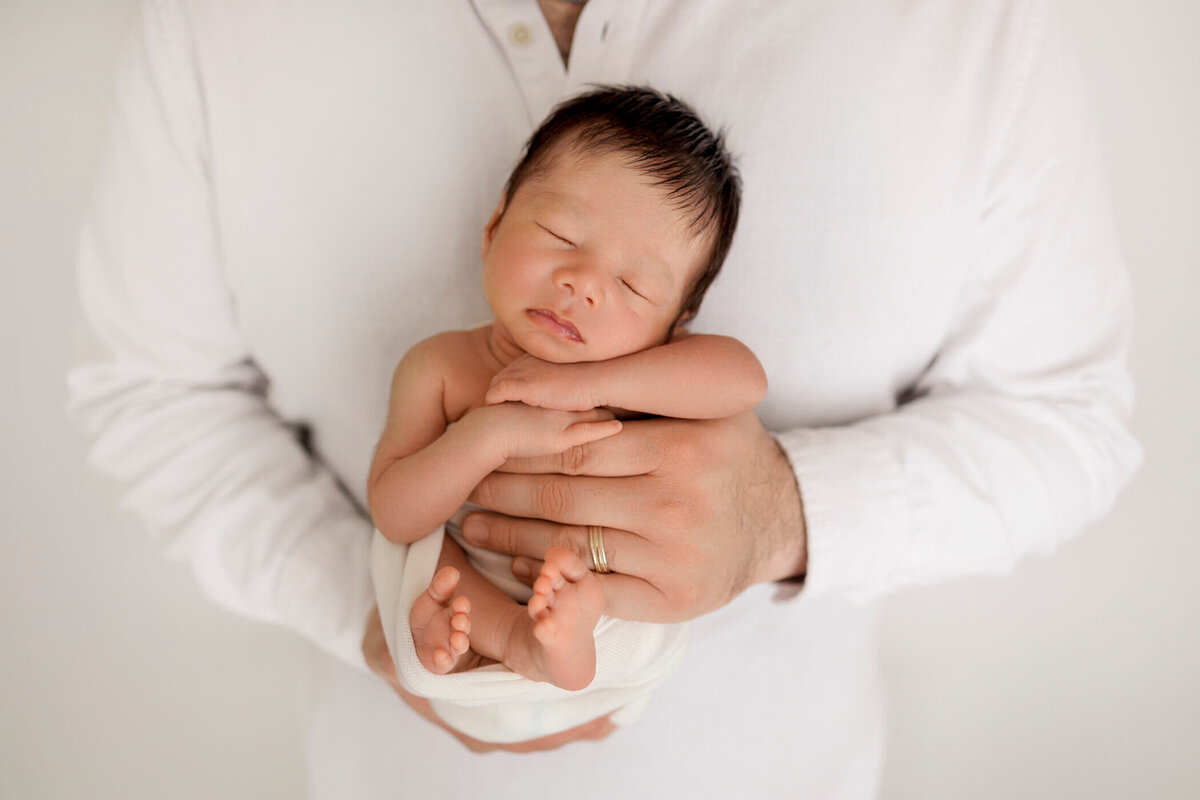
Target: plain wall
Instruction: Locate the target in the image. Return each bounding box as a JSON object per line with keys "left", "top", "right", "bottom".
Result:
{"left": 1, "top": 1, "right": 1196, "bottom": 797}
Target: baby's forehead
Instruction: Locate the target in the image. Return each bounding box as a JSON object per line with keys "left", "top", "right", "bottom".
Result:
{"left": 527, "top": 150, "right": 707, "bottom": 227}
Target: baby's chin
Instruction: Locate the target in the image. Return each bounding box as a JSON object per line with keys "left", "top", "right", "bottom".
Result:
{"left": 510, "top": 326, "right": 592, "bottom": 364}
{"left": 521, "top": 341, "right": 589, "bottom": 365}
{"left": 519, "top": 338, "right": 610, "bottom": 365}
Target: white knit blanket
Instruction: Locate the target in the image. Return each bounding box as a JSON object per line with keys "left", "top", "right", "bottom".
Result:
{"left": 370, "top": 525, "right": 690, "bottom": 743}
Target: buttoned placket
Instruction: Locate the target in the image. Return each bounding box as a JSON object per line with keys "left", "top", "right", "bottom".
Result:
{"left": 469, "top": 0, "right": 649, "bottom": 126}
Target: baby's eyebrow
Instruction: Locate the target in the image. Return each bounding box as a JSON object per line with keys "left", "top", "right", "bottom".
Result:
{"left": 535, "top": 190, "right": 586, "bottom": 222}
{"left": 536, "top": 189, "right": 678, "bottom": 289}
{"left": 627, "top": 254, "right": 672, "bottom": 290}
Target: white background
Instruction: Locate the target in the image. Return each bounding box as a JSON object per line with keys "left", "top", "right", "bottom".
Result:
{"left": 1, "top": 1, "right": 1196, "bottom": 797}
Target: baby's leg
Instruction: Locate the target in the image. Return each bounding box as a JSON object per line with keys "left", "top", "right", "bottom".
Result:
{"left": 411, "top": 534, "right": 543, "bottom": 675}
{"left": 517, "top": 547, "right": 605, "bottom": 691}
{"left": 424, "top": 542, "right": 604, "bottom": 691}
{"left": 409, "top": 536, "right": 479, "bottom": 675}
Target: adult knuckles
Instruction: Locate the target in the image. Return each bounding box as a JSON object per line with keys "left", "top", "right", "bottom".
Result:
{"left": 649, "top": 495, "right": 694, "bottom": 532}
{"left": 534, "top": 476, "right": 572, "bottom": 519}
{"left": 661, "top": 578, "right": 703, "bottom": 620}
{"left": 654, "top": 540, "right": 731, "bottom": 618}
{"left": 471, "top": 474, "right": 498, "bottom": 508}
{"left": 656, "top": 422, "right": 715, "bottom": 473}
{"left": 549, "top": 527, "right": 590, "bottom": 561}
{"left": 558, "top": 443, "right": 590, "bottom": 475}
{"left": 674, "top": 573, "right": 729, "bottom": 619}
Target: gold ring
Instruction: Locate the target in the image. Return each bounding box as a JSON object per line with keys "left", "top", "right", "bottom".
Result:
{"left": 588, "top": 525, "right": 611, "bottom": 574}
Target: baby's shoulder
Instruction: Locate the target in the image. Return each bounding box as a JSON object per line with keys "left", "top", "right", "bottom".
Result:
{"left": 407, "top": 327, "right": 473, "bottom": 359}
{"left": 398, "top": 329, "right": 481, "bottom": 378}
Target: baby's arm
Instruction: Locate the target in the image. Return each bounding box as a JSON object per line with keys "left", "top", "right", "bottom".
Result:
{"left": 368, "top": 335, "right": 622, "bottom": 544}
{"left": 486, "top": 334, "right": 768, "bottom": 419}
{"left": 368, "top": 337, "right": 493, "bottom": 544}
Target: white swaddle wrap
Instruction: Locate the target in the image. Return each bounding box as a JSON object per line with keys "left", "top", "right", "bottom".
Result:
{"left": 370, "top": 504, "right": 690, "bottom": 743}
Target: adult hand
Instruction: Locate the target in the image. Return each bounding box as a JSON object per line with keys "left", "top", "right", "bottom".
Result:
{"left": 361, "top": 606, "right": 615, "bottom": 753}
{"left": 462, "top": 411, "right": 806, "bottom": 623}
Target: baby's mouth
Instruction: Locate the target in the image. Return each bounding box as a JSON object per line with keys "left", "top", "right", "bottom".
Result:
{"left": 527, "top": 309, "right": 583, "bottom": 343}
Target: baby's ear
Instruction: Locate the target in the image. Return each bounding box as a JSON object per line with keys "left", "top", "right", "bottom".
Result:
{"left": 481, "top": 194, "right": 508, "bottom": 259}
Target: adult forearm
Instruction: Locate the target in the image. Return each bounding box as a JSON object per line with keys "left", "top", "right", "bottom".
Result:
{"left": 70, "top": 0, "right": 376, "bottom": 668}
{"left": 70, "top": 362, "right": 377, "bottom": 667}
{"left": 779, "top": 385, "right": 1139, "bottom": 600}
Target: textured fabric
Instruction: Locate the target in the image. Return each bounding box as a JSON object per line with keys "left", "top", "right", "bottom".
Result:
{"left": 71, "top": 0, "right": 1140, "bottom": 794}
{"left": 372, "top": 525, "right": 689, "bottom": 743}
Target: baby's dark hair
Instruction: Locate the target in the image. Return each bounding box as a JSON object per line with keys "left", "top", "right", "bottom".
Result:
{"left": 503, "top": 86, "right": 741, "bottom": 319}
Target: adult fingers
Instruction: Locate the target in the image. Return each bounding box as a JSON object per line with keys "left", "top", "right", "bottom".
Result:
{"left": 496, "top": 715, "right": 616, "bottom": 753}
{"left": 467, "top": 473, "right": 659, "bottom": 537}
{"left": 391, "top": 678, "right": 613, "bottom": 754}
{"left": 595, "top": 572, "right": 676, "bottom": 623}
{"left": 461, "top": 511, "right": 653, "bottom": 577}
{"left": 494, "top": 417, "right": 672, "bottom": 476}
{"left": 509, "top": 556, "right": 542, "bottom": 586}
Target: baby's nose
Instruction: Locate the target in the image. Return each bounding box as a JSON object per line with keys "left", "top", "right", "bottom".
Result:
{"left": 556, "top": 265, "right": 601, "bottom": 307}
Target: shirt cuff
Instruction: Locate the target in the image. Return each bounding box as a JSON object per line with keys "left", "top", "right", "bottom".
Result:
{"left": 774, "top": 425, "right": 911, "bottom": 602}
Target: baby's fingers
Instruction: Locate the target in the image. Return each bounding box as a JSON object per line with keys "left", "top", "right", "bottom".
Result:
{"left": 563, "top": 419, "right": 622, "bottom": 448}
{"left": 485, "top": 379, "right": 529, "bottom": 407}
{"left": 567, "top": 407, "right": 615, "bottom": 422}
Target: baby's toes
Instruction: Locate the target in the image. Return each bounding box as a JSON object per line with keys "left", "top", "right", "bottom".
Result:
{"left": 543, "top": 546, "right": 589, "bottom": 582}
{"left": 432, "top": 648, "right": 454, "bottom": 673}
{"left": 532, "top": 573, "right": 559, "bottom": 601}
{"left": 528, "top": 592, "right": 550, "bottom": 621}
{"left": 428, "top": 566, "right": 460, "bottom": 603}
{"left": 450, "top": 596, "right": 471, "bottom": 634}
{"left": 448, "top": 629, "right": 470, "bottom": 656}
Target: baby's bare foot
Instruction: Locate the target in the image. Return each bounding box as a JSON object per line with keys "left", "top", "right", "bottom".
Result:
{"left": 410, "top": 566, "right": 472, "bottom": 675}
{"left": 525, "top": 547, "right": 604, "bottom": 691}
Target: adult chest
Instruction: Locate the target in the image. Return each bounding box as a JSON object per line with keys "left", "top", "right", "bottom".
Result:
{"left": 625, "top": 3, "right": 987, "bottom": 431}
{"left": 195, "top": 0, "right": 990, "bottom": 495}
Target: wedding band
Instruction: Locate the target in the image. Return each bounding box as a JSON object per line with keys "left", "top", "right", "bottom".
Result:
{"left": 588, "top": 525, "right": 611, "bottom": 574}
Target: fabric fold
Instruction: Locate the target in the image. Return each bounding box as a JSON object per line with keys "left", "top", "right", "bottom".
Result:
{"left": 371, "top": 529, "right": 690, "bottom": 743}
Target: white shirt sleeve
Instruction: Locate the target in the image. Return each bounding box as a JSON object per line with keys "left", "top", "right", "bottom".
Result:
{"left": 781, "top": 3, "right": 1142, "bottom": 600}
{"left": 69, "top": 0, "right": 376, "bottom": 668}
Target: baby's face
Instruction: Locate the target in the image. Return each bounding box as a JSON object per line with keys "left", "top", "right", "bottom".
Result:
{"left": 482, "top": 147, "right": 710, "bottom": 363}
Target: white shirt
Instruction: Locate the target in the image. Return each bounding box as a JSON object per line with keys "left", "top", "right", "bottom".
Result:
{"left": 70, "top": 0, "right": 1140, "bottom": 796}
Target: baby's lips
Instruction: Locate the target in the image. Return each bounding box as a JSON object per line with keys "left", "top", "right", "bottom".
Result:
{"left": 527, "top": 308, "right": 583, "bottom": 342}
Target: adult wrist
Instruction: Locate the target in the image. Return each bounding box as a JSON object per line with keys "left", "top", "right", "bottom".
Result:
{"left": 754, "top": 434, "right": 808, "bottom": 585}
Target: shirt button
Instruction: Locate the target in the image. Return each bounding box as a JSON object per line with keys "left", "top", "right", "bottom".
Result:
{"left": 509, "top": 22, "right": 533, "bottom": 47}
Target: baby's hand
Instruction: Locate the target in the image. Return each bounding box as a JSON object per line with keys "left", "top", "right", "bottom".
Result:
{"left": 486, "top": 355, "right": 599, "bottom": 411}
{"left": 479, "top": 403, "right": 621, "bottom": 460}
